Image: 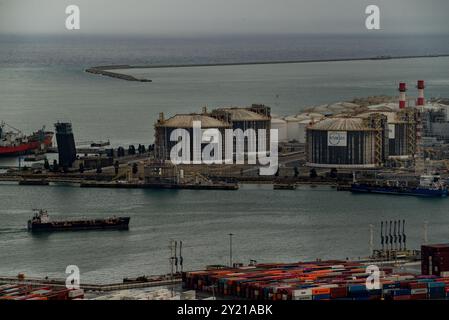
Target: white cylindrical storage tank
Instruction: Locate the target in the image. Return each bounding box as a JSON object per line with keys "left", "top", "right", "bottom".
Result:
{"left": 295, "top": 114, "right": 309, "bottom": 121}
{"left": 271, "top": 118, "right": 288, "bottom": 142}
{"left": 298, "top": 119, "right": 311, "bottom": 144}
{"left": 284, "top": 116, "right": 301, "bottom": 142}
{"left": 307, "top": 113, "right": 325, "bottom": 121}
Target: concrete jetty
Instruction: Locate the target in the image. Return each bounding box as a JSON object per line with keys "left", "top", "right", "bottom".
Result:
{"left": 85, "top": 66, "right": 152, "bottom": 82}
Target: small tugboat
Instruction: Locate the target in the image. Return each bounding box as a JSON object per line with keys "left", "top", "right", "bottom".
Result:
{"left": 27, "top": 209, "right": 130, "bottom": 232}
{"left": 350, "top": 174, "right": 448, "bottom": 198}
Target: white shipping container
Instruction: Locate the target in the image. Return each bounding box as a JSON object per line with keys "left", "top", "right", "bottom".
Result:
{"left": 411, "top": 288, "right": 428, "bottom": 295}
{"left": 352, "top": 273, "right": 368, "bottom": 277}
{"left": 293, "top": 295, "right": 312, "bottom": 300}
{"left": 292, "top": 288, "right": 312, "bottom": 297}
{"left": 318, "top": 284, "right": 339, "bottom": 288}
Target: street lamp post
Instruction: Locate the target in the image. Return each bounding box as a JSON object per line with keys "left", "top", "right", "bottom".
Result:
{"left": 229, "top": 233, "right": 234, "bottom": 267}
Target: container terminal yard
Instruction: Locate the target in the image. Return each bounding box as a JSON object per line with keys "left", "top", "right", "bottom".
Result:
{"left": 1, "top": 241, "right": 449, "bottom": 301}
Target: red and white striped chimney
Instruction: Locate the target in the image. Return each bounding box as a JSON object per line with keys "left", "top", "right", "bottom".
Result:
{"left": 417, "top": 80, "right": 425, "bottom": 106}
{"left": 398, "top": 82, "right": 407, "bottom": 109}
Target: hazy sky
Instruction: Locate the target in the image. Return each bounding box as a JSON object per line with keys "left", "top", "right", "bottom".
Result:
{"left": 0, "top": 0, "right": 448, "bottom": 35}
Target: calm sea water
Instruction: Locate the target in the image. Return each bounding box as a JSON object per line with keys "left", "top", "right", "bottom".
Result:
{"left": 1, "top": 34, "right": 449, "bottom": 282}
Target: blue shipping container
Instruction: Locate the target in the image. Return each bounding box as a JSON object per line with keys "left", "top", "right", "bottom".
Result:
{"left": 367, "top": 289, "right": 382, "bottom": 295}
{"left": 392, "top": 289, "right": 411, "bottom": 296}
{"left": 353, "top": 296, "right": 371, "bottom": 300}
{"left": 382, "top": 283, "right": 400, "bottom": 289}
{"left": 348, "top": 284, "right": 366, "bottom": 292}
{"left": 312, "top": 294, "right": 331, "bottom": 300}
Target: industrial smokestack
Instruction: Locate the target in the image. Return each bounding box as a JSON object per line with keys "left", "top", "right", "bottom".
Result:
{"left": 417, "top": 80, "right": 425, "bottom": 106}
{"left": 399, "top": 82, "right": 407, "bottom": 109}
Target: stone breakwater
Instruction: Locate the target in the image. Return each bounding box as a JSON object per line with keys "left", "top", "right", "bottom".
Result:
{"left": 85, "top": 53, "right": 449, "bottom": 82}
{"left": 85, "top": 65, "right": 152, "bottom": 82}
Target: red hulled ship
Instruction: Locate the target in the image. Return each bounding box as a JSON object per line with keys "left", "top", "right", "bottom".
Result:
{"left": 0, "top": 122, "right": 54, "bottom": 156}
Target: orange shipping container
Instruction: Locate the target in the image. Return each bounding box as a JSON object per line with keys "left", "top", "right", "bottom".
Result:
{"left": 312, "top": 287, "right": 331, "bottom": 295}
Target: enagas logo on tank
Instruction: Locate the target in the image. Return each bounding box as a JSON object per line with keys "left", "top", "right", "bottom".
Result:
{"left": 327, "top": 131, "right": 347, "bottom": 147}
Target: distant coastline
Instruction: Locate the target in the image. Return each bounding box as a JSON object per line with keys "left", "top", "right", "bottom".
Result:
{"left": 85, "top": 53, "right": 449, "bottom": 82}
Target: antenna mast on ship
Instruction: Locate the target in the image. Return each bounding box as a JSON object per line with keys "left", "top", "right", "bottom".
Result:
{"left": 2, "top": 121, "right": 22, "bottom": 133}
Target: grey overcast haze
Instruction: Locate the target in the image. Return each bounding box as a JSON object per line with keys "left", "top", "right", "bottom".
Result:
{"left": 0, "top": 0, "right": 448, "bottom": 35}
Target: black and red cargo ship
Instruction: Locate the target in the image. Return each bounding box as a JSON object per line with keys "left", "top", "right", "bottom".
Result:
{"left": 0, "top": 122, "right": 53, "bottom": 156}
{"left": 27, "top": 210, "right": 130, "bottom": 232}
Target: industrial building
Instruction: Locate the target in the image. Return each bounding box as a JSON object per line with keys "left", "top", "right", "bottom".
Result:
{"left": 355, "top": 109, "right": 417, "bottom": 158}
{"left": 271, "top": 113, "right": 323, "bottom": 143}
{"left": 54, "top": 122, "right": 76, "bottom": 168}
{"left": 154, "top": 112, "right": 231, "bottom": 161}
{"left": 306, "top": 115, "right": 387, "bottom": 168}
{"left": 422, "top": 105, "right": 449, "bottom": 142}
{"left": 154, "top": 105, "right": 272, "bottom": 161}
{"left": 152, "top": 80, "right": 449, "bottom": 170}
{"left": 304, "top": 81, "right": 430, "bottom": 169}
{"left": 210, "top": 104, "right": 271, "bottom": 153}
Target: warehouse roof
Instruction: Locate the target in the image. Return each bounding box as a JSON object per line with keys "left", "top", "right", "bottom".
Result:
{"left": 156, "top": 114, "right": 230, "bottom": 128}
{"left": 214, "top": 108, "right": 270, "bottom": 121}
{"left": 309, "top": 117, "right": 373, "bottom": 131}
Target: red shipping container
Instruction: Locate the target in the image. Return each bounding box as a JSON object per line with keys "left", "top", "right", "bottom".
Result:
{"left": 422, "top": 244, "right": 449, "bottom": 276}
{"left": 410, "top": 293, "right": 427, "bottom": 300}
{"left": 409, "top": 282, "right": 427, "bottom": 289}
{"left": 330, "top": 286, "right": 347, "bottom": 299}
{"left": 393, "top": 295, "right": 411, "bottom": 301}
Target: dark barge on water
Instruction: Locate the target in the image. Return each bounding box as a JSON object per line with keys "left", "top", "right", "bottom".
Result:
{"left": 27, "top": 210, "right": 130, "bottom": 232}
{"left": 349, "top": 174, "right": 448, "bottom": 198}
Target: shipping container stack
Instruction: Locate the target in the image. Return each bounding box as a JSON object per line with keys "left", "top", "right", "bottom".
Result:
{"left": 422, "top": 244, "right": 449, "bottom": 277}
{"left": 0, "top": 284, "right": 84, "bottom": 300}
{"left": 182, "top": 260, "right": 449, "bottom": 301}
